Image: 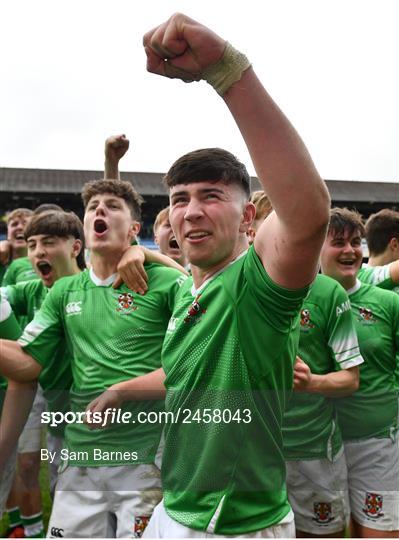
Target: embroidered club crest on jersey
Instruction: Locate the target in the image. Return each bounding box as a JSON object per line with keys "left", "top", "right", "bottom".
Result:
{"left": 133, "top": 516, "right": 149, "bottom": 538}
{"left": 300, "top": 308, "right": 315, "bottom": 330}
{"left": 362, "top": 492, "right": 384, "bottom": 519}
{"left": 184, "top": 294, "right": 206, "bottom": 325}
{"left": 358, "top": 307, "right": 376, "bottom": 324}
{"left": 312, "top": 502, "right": 335, "bottom": 524}
{"left": 116, "top": 292, "right": 137, "bottom": 314}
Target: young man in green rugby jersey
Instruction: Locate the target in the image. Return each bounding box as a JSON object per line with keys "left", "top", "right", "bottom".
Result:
{"left": 320, "top": 207, "right": 399, "bottom": 538}
{"left": 93, "top": 13, "right": 330, "bottom": 538}
{"left": 0, "top": 208, "right": 34, "bottom": 286}
{"left": 0, "top": 302, "right": 22, "bottom": 522}
{"left": 0, "top": 209, "right": 84, "bottom": 537}
{"left": 0, "top": 179, "right": 186, "bottom": 538}
{"left": 358, "top": 208, "right": 399, "bottom": 294}
{"left": 245, "top": 191, "right": 364, "bottom": 537}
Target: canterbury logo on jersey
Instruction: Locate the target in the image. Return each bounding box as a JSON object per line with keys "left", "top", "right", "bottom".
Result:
{"left": 65, "top": 301, "right": 82, "bottom": 315}
{"left": 50, "top": 527, "right": 64, "bottom": 537}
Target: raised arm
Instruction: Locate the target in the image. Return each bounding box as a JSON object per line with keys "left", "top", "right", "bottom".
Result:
{"left": 104, "top": 134, "right": 130, "bottom": 180}
{"left": 143, "top": 13, "right": 330, "bottom": 288}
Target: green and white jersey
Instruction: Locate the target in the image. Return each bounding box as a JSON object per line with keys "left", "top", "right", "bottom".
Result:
{"left": 2, "top": 257, "right": 38, "bottom": 330}
{"left": 283, "top": 274, "right": 363, "bottom": 461}
{"left": 0, "top": 296, "right": 22, "bottom": 411}
{"left": 2, "top": 257, "right": 37, "bottom": 286}
{"left": 161, "top": 247, "right": 308, "bottom": 535}
{"left": 1, "top": 279, "right": 72, "bottom": 435}
{"left": 336, "top": 280, "right": 399, "bottom": 440}
{"left": 358, "top": 263, "right": 399, "bottom": 294}
{"left": 19, "top": 264, "right": 183, "bottom": 466}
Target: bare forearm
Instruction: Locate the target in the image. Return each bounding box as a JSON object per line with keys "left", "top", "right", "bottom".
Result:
{"left": 305, "top": 369, "right": 359, "bottom": 398}
{"left": 224, "top": 68, "right": 330, "bottom": 233}
{"left": 0, "top": 339, "right": 42, "bottom": 381}
{"left": 104, "top": 159, "right": 120, "bottom": 180}
{"left": 0, "top": 380, "right": 37, "bottom": 471}
{"left": 113, "top": 368, "right": 166, "bottom": 402}
{"left": 142, "top": 248, "right": 188, "bottom": 275}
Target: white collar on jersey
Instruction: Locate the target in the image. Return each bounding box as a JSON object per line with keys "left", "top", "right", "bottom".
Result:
{"left": 89, "top": 267, "right": 117, "bottom": 287}
{"left": 191, "top": 250, "right": 248, "bottom": 297}
{"left": 346, "top": 278, "right": 362, "bottom": 296}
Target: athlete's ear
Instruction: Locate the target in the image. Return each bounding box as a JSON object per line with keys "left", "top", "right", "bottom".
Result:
{"left": 129, "top": 221, "right": 141, "bottom": 241}
{"left": 239, "top": 201, "right": 256, "bottom": 234}
{"left": 388, "top": 236, "right": 399, "bottom": 253}
{"left": 71, "top": 239, "right": 83, "bottom": 259}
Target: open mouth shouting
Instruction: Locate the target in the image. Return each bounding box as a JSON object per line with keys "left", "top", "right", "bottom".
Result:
{"left": 36, "top": 260, "right": 52, "bottom": 279}
{"left": 168, "top": 236, "right": 180, "bottom": 251}
{"left": 14, "top": 232, "right": 26, "bottom": 244}
{"left": 94, "top": 219, "right": 108, "bottom": 237}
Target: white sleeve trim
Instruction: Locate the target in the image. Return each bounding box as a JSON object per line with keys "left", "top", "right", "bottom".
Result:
{"left": 339, "top": 354, "right": 364, "bottom": 370}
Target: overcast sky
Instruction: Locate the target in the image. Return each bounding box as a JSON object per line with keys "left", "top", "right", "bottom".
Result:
{"left": 1, "top": 0, "right": 398, "bottom": 184}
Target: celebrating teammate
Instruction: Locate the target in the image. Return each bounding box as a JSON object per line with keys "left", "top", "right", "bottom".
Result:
{"left": 0, "top": 179, "right": 185, "bottom": 537}
{"left": 358, "top": 208, "right": 399, "bottom": 294}
{"left": 320, "top": 208, "right": 399, "bottom": 537}
{"left": 107, "top": 13, "right": 330, "bottom": 538}
{"left": 0, "top": 210, "right": 84, "bottom": 537}
{"left": 153, "top": 207, "right": 187, "bottom": 267}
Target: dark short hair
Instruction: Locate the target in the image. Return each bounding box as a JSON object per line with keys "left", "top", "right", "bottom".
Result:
{"left": 24, "top": 210, "right": 86, "bottom": 270}
{"left": 81, "top": 179, "right": 143, "bottom": 221}
{"left": 328, "top": 207, "right": 365, "bottom": 238}
{"left": 164, "top": 148, "right": 251, "bottom": 198}
{"left": 34, "top": 203, "right": 63, "bottom": 215}
{"left": 365, "top": 209, "right": 399, "bottom": 256}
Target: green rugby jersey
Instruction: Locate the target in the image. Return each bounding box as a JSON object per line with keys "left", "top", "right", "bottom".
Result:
{"left": 2, "top": 257, "right": 37, "bottom": 286}
{"left": 19, "top": 264, "right": 183, "bottom": 466}
{"left": 0, "top": 301, "right": 21, "bottom": 411}
{"left": 283, "top": 274, "right": 363, "bottom": 461}
{"left": 358, "top": 263, "right": 399, "bottom": 294}
{"left": 161, "top": 247, "right": 308, "bottom": 535}
{"left": 2, "top": 257, "right": 38, "bottom": 330}
{"left": 1, "top": 279, "right": 72, "bottom": 435}
{"left": 336, "top": 280, "right": 399, "bottom": 440}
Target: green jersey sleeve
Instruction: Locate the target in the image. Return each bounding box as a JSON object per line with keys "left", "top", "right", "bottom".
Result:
{"left": 358, "top": 264, "right": 398, "bottom": 293}
{"left": 18, "top": 281, "right": 64, "bottom": 367}
{"left": 0, "top": 295, "right": 22, "bottom": 404}
{"left": 0, "top": 296, "right": 22, "bottom": 341}
{"left": 2, "top": 257, "right": 37, "bottom": 286}
{"left": 244, "top": 246, "right": 309, "bottom": 332}
{"left": 326, "top": 283, "right": 363, "bottom": 370}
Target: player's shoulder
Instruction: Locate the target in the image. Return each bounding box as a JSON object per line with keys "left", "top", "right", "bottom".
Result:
{"left": 16, "top": 277, "right": 44, "bottom": 294}
{"left": 309, "top": 274, "right": 346, "bottom": 297}
{"left": 355, "top": 279, "right": 398, "bottom": 308}
{"left": 7, "top": 256, "right": 30, "bottom": 270}
{"left": 145, "top": 262, "right": 188, "bottom": 286}
{"left": 50, "top": 270, "right": 88, "bottom": 294}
